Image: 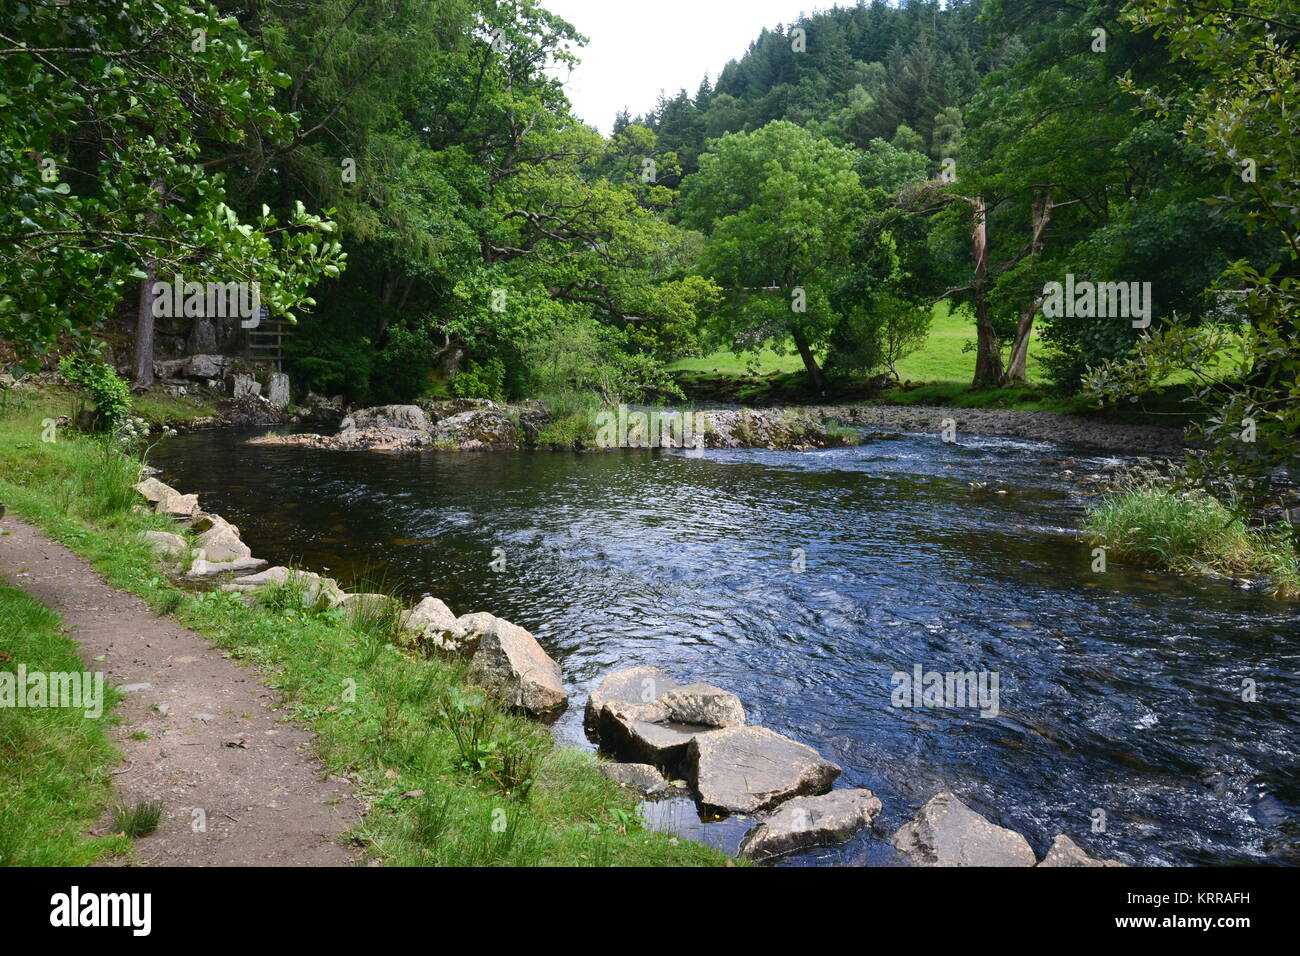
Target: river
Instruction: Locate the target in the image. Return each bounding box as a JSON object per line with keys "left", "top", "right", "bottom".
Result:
{"left": 150, "top": 427, "right": 1300, "bottom": 866}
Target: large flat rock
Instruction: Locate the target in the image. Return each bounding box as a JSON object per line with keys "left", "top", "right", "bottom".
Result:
{"left": 686, "top": 726, "right": 841, "bottom": 815}
{"left": 890, "top": 792, "right": 1036, "bottom": 866}
{"left": 740, "top": 788, "right": 882, "bottom": 860}
{"left": 594, "top": 700, "right": 717, "bottom": 768}
{"left": 584, "top": 666, "right": 679, "bottom": 735}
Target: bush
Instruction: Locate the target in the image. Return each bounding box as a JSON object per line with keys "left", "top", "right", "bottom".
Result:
{"left": 453, "top": 357, "right": 506, "bottom": 401}
{"left": 58, "top": 356, "right": 131, "bottom": 431}
{"left": 1085, "top": 485, "right": 1298, "bottom": 597}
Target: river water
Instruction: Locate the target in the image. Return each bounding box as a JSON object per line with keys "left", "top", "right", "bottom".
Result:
{"left": 151, "top": 427, "right": 1299, "bottom": 866}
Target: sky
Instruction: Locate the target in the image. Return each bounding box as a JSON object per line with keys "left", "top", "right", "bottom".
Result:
{"left": 540, "top": 0, "right": 822, "bottom": 134}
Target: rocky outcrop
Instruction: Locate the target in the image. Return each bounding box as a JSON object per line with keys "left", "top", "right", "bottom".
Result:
{"left": 660, "top": 683, "right": 746, "bottom": 728}
{"left": 739, "top": 789, "right": 882, "bottom": 861}
{"left": 1038, "top": 834, "right": 1126, "bottom": 867}
{"left": 686, "top": 726, "right": 841, "bottom": 814}
{"left": 467, "top": 615, "right": 568, "bottom": 718}
{"left": 890, "top": 792, "right": 1036, "bottom": 867}
{"left": 703, "top": 408, "right": 855, "bottom": 451}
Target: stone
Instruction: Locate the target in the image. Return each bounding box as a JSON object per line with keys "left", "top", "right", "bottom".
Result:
{"left": 221, "top": 566, "right": 345, "bottom": 607}
{"left": 194, "top": 521, "right": 252, "bottom": 563}
{"left": 185, "top": 354, "right": 226, "bottom": 379}
{"left": 230, "top": 373, "right": 261, "bottom": 400}
{"left": 142, "top": 530, "right": 187, "bottom": 560}
{"left": 467, "top": 616, "right": 567, "bottom": 717}
{"left": 890, "top": 792, "right": 1036, "bottom": 867}
{"left": 660, "top": 682, "right": 746, "bottom": 728}
{"left": 156, "top": 490, "right": 200, "bottom": 518}
{"left": 596, "top": 762, "right": 672, "bottom": 797}
{"left": 266, "top": 372, "right": 291, "bottom": 410}
{"left": 1038, "top": 834, "right": 1126, "bottom": 867}
{"left": 686, "top": 726, "right": 841, "bottom": 814}
{"left": 341, "top": 592, "right": 399, "bottom": 618}
{"left": 584, "top": 666, "right": 679, "bottom": 733}
{"left": 400, "top": 597, "right": 468, "bottom": 652}
{"left": 134, "top": 477, "right": 175, "bottom": 504}
{"left": 430, "top": 408, "right": 520, "bottom": 450}
{"left": 346, "top": 404, "right": 430, "bottom": 432}
{"left": 183, "top": 556, "right": 267, "bottom": 580}
{"left": 595, "top": 701, "right": 716, "bottom": 768}
{"left": 739, "top": 789, "right": 882, "bottom": 860}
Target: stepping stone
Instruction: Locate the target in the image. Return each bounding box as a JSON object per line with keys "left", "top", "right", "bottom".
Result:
{"left": 740, "top": 788, "right": 882, "bottom": 860}
{"left": 686, "top": 725, "right": 841, "bottom": 814}
{"left": 890, "top": 792, "right": 1035, "bottom": 866}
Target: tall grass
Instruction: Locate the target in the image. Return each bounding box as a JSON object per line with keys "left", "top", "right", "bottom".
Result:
{"left": 1085, "top": 485, "right": 1299, "bottom": 597}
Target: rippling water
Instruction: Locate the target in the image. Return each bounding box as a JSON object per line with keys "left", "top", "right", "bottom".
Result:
{"left": 151, "top": 428, "right": 1300, "bottom": 866}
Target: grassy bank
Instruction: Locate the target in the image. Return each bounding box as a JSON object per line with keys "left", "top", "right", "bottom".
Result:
{"left": 0, "top": 391, "right": 732, "bottom": 866}
{"left": 0, "top": 584, "right": 129, "bottom": 865}
{"left": 1085, "top": 486, "right": 1299, "bottom": 597}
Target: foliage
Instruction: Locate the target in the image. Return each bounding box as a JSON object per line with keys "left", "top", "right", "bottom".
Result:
{"left": 58, "top": 356, "right": 131, "bottom": 432}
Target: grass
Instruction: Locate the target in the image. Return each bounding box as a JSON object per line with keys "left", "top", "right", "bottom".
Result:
{"left": 112, "top": 799, "right": 164, "bottom": 839}
{"left": 0, "top": 584, "right": 129, "bottom": 865}
{"left": 0, "top": 389, "right": 734, "bottom": 866}
{"left": 1085, "top": 485, "right": 1300, "bottom": 597}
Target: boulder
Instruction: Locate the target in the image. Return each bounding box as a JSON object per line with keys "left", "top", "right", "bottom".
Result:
{"left": 660, "top": 682, "right": 746, "bottom": 728}
{"left": 596, "top": 762, "right": 672, "bottom": 798}
{"left": 156, "top": 490, "right": 200, "bottom": 518}
{"left": 266, "top": 372, "right": 291, "bottom": 410}
{"left": 400, "top": 597, "right": 469, "bottom": 653}
{"left": 687, "top": 726, "right": 841, "bottom": 814}
{"left": 430, "top": 408, "right": 520, "bottom": 450}
{"left": 184, "top": 556, "right": 267, "bottom": 580}
{"left": 595, "top": 701, "right": 717, "bottom": 768}
{"left": 739, "top": 788, "right": 882, "bottom": 861}
{"left": 230, "top": 373, "right": 261, "bottom": 401}
{"left": 194, "top": 521, "right": 251, "bottom": 563}
{"left": 222, "top": 566, "right": 345, "bottom": 607}
{"left": 890, "top": 792, "right": 1036, "bottom": 867}
{"left": 134, "top": 477, "right": 175, "bottom": 504}
{"left": 142, "top": 530, "right": 187, "bottom": 564}
{"left": 346, "top": 405, "right": 430, "bottom": 432}
{"left": 185, "top": 354, "right": 227, "bottom": 379}
{"left": 1038, "top": 834, "right": 1126, "bottom": 867}
{"left": 466, "top": 617, "right": 567, "bottom": 717}
{"left": 584, "top": 666, "right": 679, "bottom": 733}
{"left": 341, "top": 592, "right": 400, "bottom": 619}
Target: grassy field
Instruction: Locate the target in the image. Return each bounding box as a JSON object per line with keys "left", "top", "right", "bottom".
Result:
{"left": 0, "top": 584, "right": 129, "bottom": 865}
{"left": 0, "top": 387, "right": 734, "bottom": 867}
{"left": 669, "top": 301, "right": 1046, "bottom": 384}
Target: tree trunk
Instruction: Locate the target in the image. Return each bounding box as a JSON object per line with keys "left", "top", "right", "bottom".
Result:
{"left": 967, "top": 196, "right": 1003, "bottom": 387}
{"left": 131, "top": 176, "right": 166, "bottom": 390}
{"left": 1000, "top": 192, "right": 1053, "bottom": 387}
{"left": 790, "top": 324, "right": 827, "bottom": 395}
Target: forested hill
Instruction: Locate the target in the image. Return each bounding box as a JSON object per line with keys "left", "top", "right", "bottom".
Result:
{"left": 630, "top": 0, "right": 1019, "bottom": 180}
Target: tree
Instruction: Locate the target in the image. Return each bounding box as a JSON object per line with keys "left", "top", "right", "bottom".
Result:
{"left": 682, "top": 121, "right": 868, "bottom": 393}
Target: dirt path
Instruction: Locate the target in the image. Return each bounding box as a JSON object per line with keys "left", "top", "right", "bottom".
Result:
{"left": 0, "top": 514, "right": 360, "bottom": 866}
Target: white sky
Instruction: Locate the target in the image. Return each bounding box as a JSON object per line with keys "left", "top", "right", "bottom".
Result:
{"left": 541, "top": 0, "right": 823, "bottom": 133}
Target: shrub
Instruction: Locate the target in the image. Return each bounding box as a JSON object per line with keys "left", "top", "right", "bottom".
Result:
{"left": 58, "top": 356, "right": 131, "bottom": 431}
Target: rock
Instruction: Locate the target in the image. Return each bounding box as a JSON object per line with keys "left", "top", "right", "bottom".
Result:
{"left": 134, "top": 477, "right": 175, "bottom": 504}
{"left": 230, "top": 373, "right": 261, "bottom": 400}
{"left": 400, "top": 597, "right": 468, "bottom": 652}
{"left": 596, "top": 762, "right": 672, "bottom": 797}
{"left": 430, "top": 408, "right": 520, "bottom": 450}
{"left": 184, "top": 556, "right": 267, "bottom": 580}
{"left": 466, "top": 617, "right": 567, "bottom": 717}
{"left": 659, "top": 682, "right": 746, "bottom": 728}
{"left": 1038, "top": 834, "right": 1126, "bottom": 867}
{"left": 686, "top": 726, "right": 841, "bottom": 814}
{"left": 346, "top": 404, "right": 430, "bottom": 432}
{"left": 185, "top": 354, "right": 227, "bottom": 379}
{"left": 266, "top": 372, "right": 291, "bottom": 410}
{"left": 518, "top": 407, "right": 552, "bottom": 445}
{"left": 156, "top": 490, "right": 200, "bottom": 518}
{"left": 340, "top": 592, "right": 400, "bottom": 619}
{"left": 595, "top": 701, "right": 717, "bottom": 768}
{"left": 890, "top": 792, "right": 1036, "bottom": 867}
{"left": 141, "top": 530, "right": 187, "bottom": 560}
{"left": 584, "top": 666, "right": 679, "bottom": 733}
{"left": 221, "top": 566, "right": 345, "bottom": 607}
{"left": 194, "top": 521, "right": 252, "bottom": 563}
{"left": 739, "top": 789, "right": 882, "bottom": 860}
